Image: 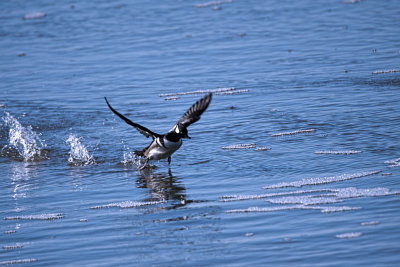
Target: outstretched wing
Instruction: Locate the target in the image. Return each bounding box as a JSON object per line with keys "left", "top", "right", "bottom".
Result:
{"left": 177, "top": 93, "right": 212, "bottom": 127}
{"left": 104, "top": 97, "right": 158, "bottom": 139}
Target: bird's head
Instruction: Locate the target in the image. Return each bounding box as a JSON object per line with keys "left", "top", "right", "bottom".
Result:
{"left": 175, "top": 124, "right": 190, "bottom": 139}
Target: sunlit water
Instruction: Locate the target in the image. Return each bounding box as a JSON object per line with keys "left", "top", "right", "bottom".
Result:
{"left": 1, "top": 0, "right": 400, "bottom": 266}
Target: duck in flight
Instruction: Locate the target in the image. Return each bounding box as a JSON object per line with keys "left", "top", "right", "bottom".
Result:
{"left": 104, "top": 93, "right": 212, "bottom": 168}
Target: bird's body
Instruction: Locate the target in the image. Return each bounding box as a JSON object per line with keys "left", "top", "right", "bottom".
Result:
{"left": 142, "top": 135, "right": 182, "bottom": 161}
{"left": 105, "top": 93, "right": 212, "bottom": 167}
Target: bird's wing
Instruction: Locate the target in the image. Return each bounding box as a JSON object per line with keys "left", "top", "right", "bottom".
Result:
{"left": 104, "top": 97, "right": 158, "bottom": 139}
{"left": 176, "top": 93, "right": 212, "bottom": 127}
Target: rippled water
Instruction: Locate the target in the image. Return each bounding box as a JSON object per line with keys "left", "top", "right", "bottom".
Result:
{"left": 1, "top": 0, "right": 400, "bottom": 266}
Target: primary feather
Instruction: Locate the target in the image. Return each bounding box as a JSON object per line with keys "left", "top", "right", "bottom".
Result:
{"left": 177, "top": 93, "right": 212, "bottom": 127}
{"left": 104, "top": 97, "right": 159, "bottom": 139}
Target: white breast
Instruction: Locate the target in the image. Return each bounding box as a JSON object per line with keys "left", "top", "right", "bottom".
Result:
{"left": 163, "top": 137, "right": 182, "bottom": 150}
{"left": 147, "top": 137, "right": 182, "bottom": 161}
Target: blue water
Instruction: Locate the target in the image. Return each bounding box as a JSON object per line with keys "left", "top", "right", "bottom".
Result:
{"left": 1, "top": 0, "right": 400, "bottom": 265}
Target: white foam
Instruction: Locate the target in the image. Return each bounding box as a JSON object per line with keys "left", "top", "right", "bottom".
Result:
{"left": 221, "top": 189, "right": 329, "bottom": 202}
{"left": 194, "top": 0, "right": 233, "bottom": 8}
{"left": 4, "top": 213, "right": 64, "bottom": 220}
{"left": 221, "top": 143, "right": 256, "bottom": 150}
{"left": 333, "top": 187, "right": 400, "bottom": 199}
{"left": 2, "top": 112, "right": 47, "bottom": 161}
{"left": 225, "top": 205, "right": 360, "bottom": 214}
{"left": 224, "top": 183, "right": 400, "bottom": 215}
{"left": 319, "top": 206, "right": 361, "bottom": 213}
{"left": 159, "top": 87, "right": 244, "bottom": 97}
{"left": 263, "top": 171, "right": 380, "bottom": 189}
{"left": 267, "top": 196, "right": 341, "bottom": 205}
{"left": 314, "top": 150, "right": 361, "bottom": 155}
{"left": 0, "top": 259, "right": 38, "bottom": 265}
{"left": 163, "top": 96, "right": 180, "bottom": 101}
{"left": 66, "top": 134, "right": 96, "bottom": 166}
{"left": 23, "top": 11, "right": 46, "bottom": 20}
{"left": 254, "top": 147, "right": 271, "bottom": 151}
{"left": 91, "top": 200, "right": 164, "bottom": 209}
{"left": 384, "top": 157, "right": 400, "bottom": 167}
{"left": 271, "top": 129, "right": 316, "bottom": 137}
{"left": 344, "top": 0, "right": 365, "bottom": 4}
{"left": 225, "top": 205, "right": 307, "bottom": 213}
{"left": 2, "top": 243, "right": 24, "bottom": 250}
{"left": 361, "top": 221, "right": 380, "bottom": 226}
{"left": 336, "top": 232, "right": 362, "bottom": 239}
{"left": 223, "top": 184, "right": 399, "bottom": 216}
{"left": 215, "top": 89, "right": 249, "bottom": 95}
{"left": 372, "top": 69, "right": 400, "bottom": 74}
{"left": 384, "top": 158, "right": 400, "bottom": 164}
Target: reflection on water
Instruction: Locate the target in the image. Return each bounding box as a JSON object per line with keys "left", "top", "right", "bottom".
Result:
{"left": 7, "top": 162, "right": 40, "bottom": 234}
{"left": 11, "top": 162, "right": 39, "bottom": 201}
{"left": 136, "top": 168, "right": 188, "bottom": 209}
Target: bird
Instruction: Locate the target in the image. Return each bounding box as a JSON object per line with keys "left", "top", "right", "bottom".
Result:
{"left": 104, "top": 93, "right": 212, "bottom": 168}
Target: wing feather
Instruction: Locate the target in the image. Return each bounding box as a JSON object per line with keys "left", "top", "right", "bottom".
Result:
{"left": 177, "top": 93, "right": 212, "bottom": 127}
{"left": 104, "top": 97, "right": 158, "bottom": 138}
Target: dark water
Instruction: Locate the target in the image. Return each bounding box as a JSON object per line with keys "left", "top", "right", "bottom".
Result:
{"left": 1, "top": 0, "right": 400, "bottom": 266}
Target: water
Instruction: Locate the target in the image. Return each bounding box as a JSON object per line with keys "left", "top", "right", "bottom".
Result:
{"left": 1, "top": 0, "right": 400, "bottom": 265}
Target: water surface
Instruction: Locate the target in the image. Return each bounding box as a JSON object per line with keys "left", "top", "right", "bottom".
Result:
{"left": 1, "top": 0, "right": 400, "bottom": 266}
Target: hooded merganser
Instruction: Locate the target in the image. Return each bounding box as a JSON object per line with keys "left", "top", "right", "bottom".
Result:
{"left": 105, "top": 93, "right": 212, "bottom": 167}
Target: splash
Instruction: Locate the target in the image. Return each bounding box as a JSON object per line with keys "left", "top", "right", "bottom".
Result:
{"left": 121, "top": 141, "right": 150, "bottom": 169}
{"left": 122, "top": 150, "right": 138, "bottom": 165}
{"left": 66, "top": 134, "right": 96, "bottom": 166}
{"left": 2, "top": 112, "right": 47, "bottom": 161}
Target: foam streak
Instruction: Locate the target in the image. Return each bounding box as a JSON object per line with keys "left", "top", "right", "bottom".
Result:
{"left": 91, "top": 200, "right": 164, "bottom": 209}
{"left": 263, "top": 171, "right": 380, "bottom": 189}
{"left": 271, "top": 129, "right": 316, "bottom": 137}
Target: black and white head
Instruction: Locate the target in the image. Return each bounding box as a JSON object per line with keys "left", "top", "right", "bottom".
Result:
{"left": 173, "top": 123, "right": 190, "bottom": 139}
{"left": 167, "top": 93, "right": 212, "bottom": 141}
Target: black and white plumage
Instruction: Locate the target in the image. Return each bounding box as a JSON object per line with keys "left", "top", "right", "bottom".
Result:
{"left": 104, "top": 93, "right": 212, "bottom": 167}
